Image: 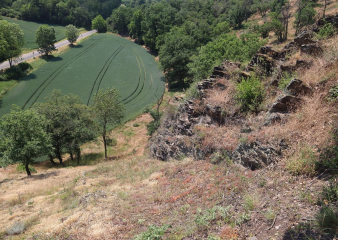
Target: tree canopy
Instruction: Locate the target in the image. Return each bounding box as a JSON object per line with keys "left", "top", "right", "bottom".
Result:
{"left": 92, "top": 15, "right": 107, "bottom": 33}
{"left": 0, "top": 106, "right": 51, "bottom": 176}
{"left": 0, "top": 20, "right": 25, "bottom": 67}
{"left": 65, "top": 24, "right": 79, "bottom": 45}
{"left": 34, "top": 90, "right": 97, "bottom": 165}
{"left": 35, "top": 25, "right": 57, "bottom": 56}
{"left": 92, "top": 87, "right": 124, "bottom": 158}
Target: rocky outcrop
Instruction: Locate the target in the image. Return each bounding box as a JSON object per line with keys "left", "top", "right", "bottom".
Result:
{"left": 294, "top": 31, "right": 315, "bottom": 45}
{"left": 270, "top": 94, "right": 300, "bottom": 113}
{"left": 300, "top": 43, "right": 323, "bottom": 55}
{"left": 313, "top": 13, "right": 338, "bottom": 32}
{"left": 286, "top": 79, "right": 312, "bottom": 95}
{"left": 232, "top": 141, "right": 282, "bottom": 170}
{"left": 247, "top": 46, "right": 288, "bottom": 75}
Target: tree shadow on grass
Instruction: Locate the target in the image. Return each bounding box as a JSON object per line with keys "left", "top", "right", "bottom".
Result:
{"left": 21, "top": 73, "right": 37, "bottom": 82}
{"left": 74, "top": 44, "right": 83, "bottom": 49}
{"left": 282, "top": 222, "right": 334, "bottom": 240}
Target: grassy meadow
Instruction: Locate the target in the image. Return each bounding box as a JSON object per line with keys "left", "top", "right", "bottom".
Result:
{"left": 2, "top": 16, "right": 66, "bottom": 51}
{"left": 0, "top": 33, "right": 165, "bottom": 123}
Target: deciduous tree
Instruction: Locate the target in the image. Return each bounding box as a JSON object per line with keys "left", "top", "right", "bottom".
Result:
{"left": 92, "top": 87, "right": 124, "bottom": 158}
{"left": 0, "top": 20, "right": 25, "bottom": 67}
{"left": 35, "top": 25, "right": 57, "bottom": 56}
{"left": 159, "top": 29, "right": 196, "bottom": 87}
{"left": 34, "top": 90, "right": 97, "bottom": 165}
{"left": 65, "top": 24, "right": 79, "bottom": 46}
{"left": 92, "top": 15, "right": 107, "bottom": 33}
{"left": 0, "top": 106, "right": 51, "bottom": 176}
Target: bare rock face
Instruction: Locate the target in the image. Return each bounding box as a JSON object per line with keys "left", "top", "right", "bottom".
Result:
{"left": 270, "top": 94, "right": 300, "bottom": 113}
{"left": 314, "top": 13, "right": 338, "bottom": 31}
{"left": 300, "top": 44, "right": 323, "bottom": 56}
{"left": 232, "top": 141, "right": 281, "bottom": 170}
{"left": 286, "top": 79, "right": 312, "bottom": 95}
{"left": 294, "top": 31, "right": 316, "bottom": 46}
{"left": 247, "top": 46, "right": 287, "bottom": 75}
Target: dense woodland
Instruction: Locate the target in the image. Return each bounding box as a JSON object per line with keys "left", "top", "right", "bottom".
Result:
{"left": 1, "top": 0, "right": 322, "bottom": 87}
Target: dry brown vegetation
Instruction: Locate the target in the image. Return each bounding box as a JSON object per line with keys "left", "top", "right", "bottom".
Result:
{"left": 1, "top": 5, "right": 338, "bottom": 240}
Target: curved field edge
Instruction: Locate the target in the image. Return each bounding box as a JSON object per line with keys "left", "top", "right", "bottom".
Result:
{"left": 0, "top": 33, "right": 165, "bottom": 125}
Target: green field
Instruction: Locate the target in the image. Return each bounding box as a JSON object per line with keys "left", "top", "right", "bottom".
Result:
{"left": 2, "top": 16, "right": 66, "bottom": 50}
{"left": 0, "top": 33, "right": 165, "bottom": 122}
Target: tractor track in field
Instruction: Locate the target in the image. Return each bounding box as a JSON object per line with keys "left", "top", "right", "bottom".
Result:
{"left": 122, "top": 51, "right": 147, "bottom": 105}
{"left": 86, "top": 45, "right": 124, "bottom": 105}
{"left": 23, "top": 38, "right": 103, "bottom": 109}
{"left": 95, "top": 46, "right": 125, "bottom": 96}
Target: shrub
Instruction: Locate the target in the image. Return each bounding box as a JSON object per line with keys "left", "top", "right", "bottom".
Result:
{"left": 318, "top": 181, "right": 338, "bottom": 205}
{"left": 318, "top": 128, "right": 338, "bottom": 173}
{"left": 4, "top": 66, "right": 24, "bottom": 80}
{"left": 134, "top": 224, "right": 171, "bottom": 240}
{"left": 133, "top": 123, "right": 140, "bottom": 127}
{"left": 317, "top": 23, "right": 336, "bottom": 39}
{"left": 329, "top": 84, "right": 338, "bottom": 100}
{"left": 316, "top": 205, "right": 338, "bottom": 234}
{"left": 17, "top": 62, "right": 32, "bottom": 72}
{"left": 235, "top": 75, "right": 265, "bottom": 112}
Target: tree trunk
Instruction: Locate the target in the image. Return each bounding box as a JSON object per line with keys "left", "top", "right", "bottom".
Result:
{"left": 103, "top": 124, "right": 107, "bottom": 158}
{"left": 77, "top": 148, "right": 81, "bottom": 165}
{"left": 103, "top": 134, "right": 107, "bottom": 159}
{"left": 8, "top": 58, "right": 13, "bottom": 68}
{"left": 56, "top": 149, "right": 63, "bottom": 164}
{"left": 25, "top": 163, "right": 31, "bottom": 177}
{"left": 70, "top": 151, "right": 74, "bottom": 161}
{"left": 323, "top": 0, "right": 327, "bottom": 17}
{"left": 49, "top": 154, "right": 57, "bottom": 165}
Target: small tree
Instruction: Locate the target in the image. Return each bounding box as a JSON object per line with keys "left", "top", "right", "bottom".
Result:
{"left": 65, "top": 24, "right": 79, "bottom": 46}
{"left": 35, "top": 90, "right": 97, "bottom": 165}
{"left": 0, "top": 20, "right": 25, "bottom": 67}
{"left": 35, "top": 25, "right": 57, "bottom": 56}
{"left": 92, "top": 15, "right": 107, "bottom": 33}
{"left": 92, "top": 87, "right": 124, "bottom": 158}
{"left": 0, "top": 106, "right": 51, "bottom": 176}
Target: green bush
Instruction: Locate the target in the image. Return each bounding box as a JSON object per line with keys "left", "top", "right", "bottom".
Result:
{"left": 318, "top": 128, "right": 338, "bottom": 173}
{"left": 134, "top": 224, "right": 171, "bottom": 240}
{"left": 318, "top": 181, "right": 338, "bottom": 205}
{"left": 329, "top": 84, "right": 338, "bottom": 100}
{"left": 317, "top": 23, "right": 336, "bottom": 39}
{"left": 235, "top": 75, "right": 265, "bottom": 112}
{"left": 4, "top": 66, "right": 24, "bottom": 80}
{"left": 316, "top": 205, "right": 338, "bottom": 234}
{"left": 18, "top": 62, "right": 32, "bottom": 72}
